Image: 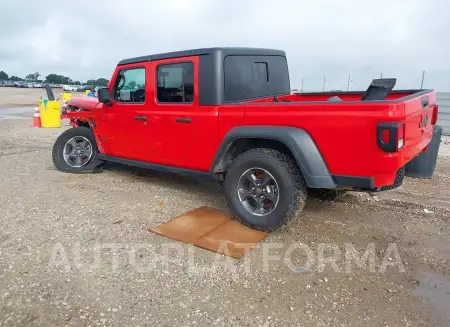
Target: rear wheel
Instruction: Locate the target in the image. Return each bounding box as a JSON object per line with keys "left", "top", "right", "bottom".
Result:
{"left": 224, "top": 148, "right": 307, "bottom": 232}
{"left": 52, "top": 127, "right": 103, "bottom": 173}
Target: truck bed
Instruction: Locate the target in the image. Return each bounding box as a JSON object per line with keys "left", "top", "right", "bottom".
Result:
{"left": 249, "top": 89, "right": 424, "bottom": 103}
{"left": 223, "top": 89, "right": 438, "bottom": 188}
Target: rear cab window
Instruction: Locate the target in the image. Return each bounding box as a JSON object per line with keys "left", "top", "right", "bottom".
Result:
{"left": 224, "top": 55, "right": 290, "bottom": 102}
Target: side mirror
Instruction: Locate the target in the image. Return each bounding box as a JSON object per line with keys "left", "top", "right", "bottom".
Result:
{"left": 98, "top": 87, "right": 112, "bottom": 106}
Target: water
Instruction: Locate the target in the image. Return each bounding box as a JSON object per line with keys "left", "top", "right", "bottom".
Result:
{"left": 413, "top": 269, "right": 450, "bottom": 326}
{"left": 0, "top": 107, "right": 33, "bottom": 120}
{"left": 437, "top": 92, "right": 450, "bottom": 135}
{"left": 0, "top": 115, "right": 28, "bottom": 120}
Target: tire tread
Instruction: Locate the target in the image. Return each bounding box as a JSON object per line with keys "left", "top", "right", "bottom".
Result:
{"left": 224, "top": 148, "right": 307, "bottom": 232}
{"left": 52, "top": 127, "right": 103, "bottom": 173}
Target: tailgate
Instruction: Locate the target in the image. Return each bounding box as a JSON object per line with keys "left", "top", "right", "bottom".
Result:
{"left": 402, "top": 91, "right": 437, "bottom": 161}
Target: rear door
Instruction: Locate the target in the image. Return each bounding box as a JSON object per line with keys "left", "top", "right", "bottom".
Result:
{"left": 95, "top": 64, "right": 150, "bottom": 161}
{"left": 146, "top": 56, "right": 199, "bottom": 167}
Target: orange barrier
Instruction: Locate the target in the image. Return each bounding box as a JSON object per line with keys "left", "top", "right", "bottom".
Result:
{"left": 32, "top": 104, "right": 41, "bottom": 127}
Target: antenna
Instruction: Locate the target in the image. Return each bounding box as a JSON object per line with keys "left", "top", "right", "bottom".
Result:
{"left": 420, "top": 70, "right": 425, "bottom": 89}
{"left": 347, "top": 74, "right": 353, "bottom": 91}
{"left": 301, "top": 77, "right": 305, "bottom": 93}
{"left": 323, "top": 76, "right": 326, "bottom": 92}
{"left": 380, "top": 73, "right": 383, "bottom": 79}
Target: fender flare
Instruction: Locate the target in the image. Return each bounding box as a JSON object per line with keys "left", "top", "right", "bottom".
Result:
{"left": 210, "top": 126, "right": 336, "bottom": 189}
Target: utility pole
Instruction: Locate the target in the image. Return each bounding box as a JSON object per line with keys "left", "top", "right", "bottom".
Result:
{"left": 301, "top": 77, "right": 305, "bottom": 93}
{"left": 347, "top": 74, "right": 352, "bottom": 91}
{"left": 323, "top": 76, "right": 326, "bottom": 92}
{"left": 420, "top": 70, "right": 425, "bottom": 89}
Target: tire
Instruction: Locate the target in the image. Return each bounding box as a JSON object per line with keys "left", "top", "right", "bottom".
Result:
{"left": 309, "top": 189, "right": 347, "bottom": 201}
{"left": 224, "top": 148, "right": 307, "bottom": 232}
{"left": 379, "top": 166, "right": 405, "bottom": 191}
{"left": 52, "top": 127, "right": 103, "bottom": 173}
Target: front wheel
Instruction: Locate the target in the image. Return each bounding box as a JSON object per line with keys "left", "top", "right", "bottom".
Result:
{"left": 52, "top": 127, "right": 103, "bottom": 173}
{"left": 224, "top": 148, "right": 307, "bottom": 232}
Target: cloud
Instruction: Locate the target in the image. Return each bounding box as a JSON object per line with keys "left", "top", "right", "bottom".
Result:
{"left": 0, "top": 0, "right": 449, "bottom": 90}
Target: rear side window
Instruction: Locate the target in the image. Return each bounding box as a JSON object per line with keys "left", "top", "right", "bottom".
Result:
{"left": 113, "top": 67, "right": 146, "bottom": 103}
{"left": 224, "top": 55, "right": 290, "bottom": 102}
{"left": 157, "top": 62, "right": 194, "bottom": 103}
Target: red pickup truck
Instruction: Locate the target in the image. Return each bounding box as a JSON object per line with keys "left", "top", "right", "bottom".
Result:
{"left": 53, "top": 47, "right": 439, "bottom": 231}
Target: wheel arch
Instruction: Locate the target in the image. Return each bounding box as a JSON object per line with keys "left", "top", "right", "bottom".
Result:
{"left": 210, "top": 126, "right": 336, "bottom": 189}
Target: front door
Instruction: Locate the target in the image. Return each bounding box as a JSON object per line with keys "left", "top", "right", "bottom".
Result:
{"left": 96, "top": 64, "right": 150, "bottom": 161}
{"left": 147, "top": 57, "right": 199, "bottom": 167}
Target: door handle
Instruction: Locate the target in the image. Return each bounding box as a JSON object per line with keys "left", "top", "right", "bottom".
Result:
{"left": 175, "top": 117, "right": 191, "bottom": 123}
{"left": 134, "top": 116, "right": 147, "bottom": 121}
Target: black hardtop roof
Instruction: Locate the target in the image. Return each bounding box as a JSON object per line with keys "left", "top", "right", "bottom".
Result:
{"left": 118, "top": 47, "right": 286, "bottom": 66}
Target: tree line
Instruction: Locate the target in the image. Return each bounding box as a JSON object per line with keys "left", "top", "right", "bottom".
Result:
{"left": 0, "top": 70, "right": 109, "bottom": 87}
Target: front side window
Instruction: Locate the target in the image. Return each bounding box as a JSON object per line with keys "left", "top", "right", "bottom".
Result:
{"left": 157, "top": 62, "right": 194, "bottom": 103}
{"left": 113, "top": 67, "right": 146, "bottom": 103}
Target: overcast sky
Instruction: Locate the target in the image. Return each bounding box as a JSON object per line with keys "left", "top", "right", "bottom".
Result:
{"left": 0, "top": 0, "right": 449, "bottom": 91}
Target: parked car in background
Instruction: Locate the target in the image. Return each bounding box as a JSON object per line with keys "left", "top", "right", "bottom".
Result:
{"left": 13, "top": 82, "right": 26, "bottom": 88}
{"left": 77, "top": 85, "right": 94, "bottom": 92}
{"left": 62, "top": 85, "right": 79, "bottom": 91}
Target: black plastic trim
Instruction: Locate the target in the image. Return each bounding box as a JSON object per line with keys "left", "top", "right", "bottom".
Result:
{"left": 198, "top": 52, "right": 221, "bottom": 105}
{"left": 332, "top": 175, "right": 374, "bottom": 189}
{"left": 97, "top": 155, "right": 218, "bottom": 180}
{"left": 210, "top": 126, "right": 336, "bottom": 189}
{"left": 175, "top": 118, "right": 191, "bottom": 123}
{"left": 294, "top": 89, "right": 433, "bottom": 104}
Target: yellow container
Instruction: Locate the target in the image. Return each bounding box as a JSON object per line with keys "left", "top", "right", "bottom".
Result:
{"left": 38, "top": 100, "right": 44, "bottom": 115}
{"left": 40, "top": 100, "right": 61, "bottom": 128}
{"left": 85, "top": 90, "right": 91, "bottom": 96}
{"left": 62, "top": 92, "right": 72, "bottom": 102}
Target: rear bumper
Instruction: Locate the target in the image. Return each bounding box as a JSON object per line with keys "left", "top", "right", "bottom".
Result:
{"left": 332, "top": 166, "right": 405, "bottom": 192}
{"left": 328, "top": 131, "right": 432, "bottom": 191}
{"left": 332, "top": 175, "right": 374, "bottom": 190}
{"left": 374, "top": 166, "right": 406, "bottom": 192}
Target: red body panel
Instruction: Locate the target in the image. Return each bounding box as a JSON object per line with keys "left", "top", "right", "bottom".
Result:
{"left": 66, "top": 58, "right": 436, "bottom": 189}
{"left": 220, "top": 98, "right": 434, "bottom": 187}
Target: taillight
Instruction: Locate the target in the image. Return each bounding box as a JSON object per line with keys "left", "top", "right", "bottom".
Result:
{"left": 431, "top": 104, "right": 439, "bottom": 125}
{"left": 397, "top": 122, "right": 405, "bottom": 150}
{"left": 377, "top": 122, "right": 405, "bottom": 152}
{"left": 381, "top": 129, "right": 390, "bottom": 143}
